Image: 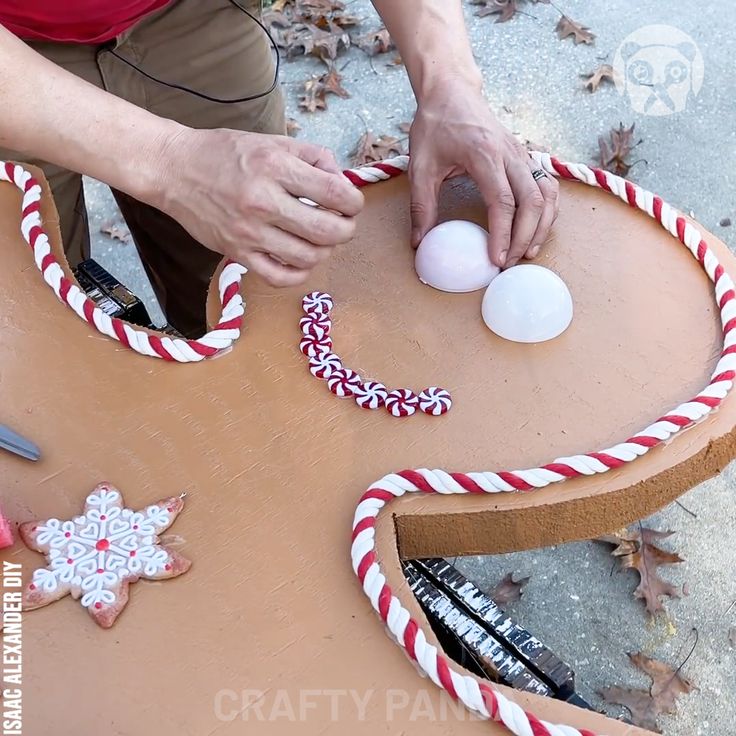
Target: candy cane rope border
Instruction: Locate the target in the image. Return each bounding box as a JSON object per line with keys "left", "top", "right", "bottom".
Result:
{"left": 0, "top": 161, "right": 246, "bottom": 362}
{"left": 348, "top": 153, "right": 736, "bottom": 736}
{"left": 5, "top": 151, "right": 731, "bottom": 729}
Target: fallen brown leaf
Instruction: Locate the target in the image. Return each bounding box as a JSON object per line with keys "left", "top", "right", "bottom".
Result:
{"left": 100, "top": 221, "right": 131, "bottom": 243}
{"left": 268, "top": 17, "right": 350, "bottom": 64}
{"left": 351, "top": 132, "right": 404, "bottom": 167}
{"left": 582, "top": 64, "right": 616, "bottom": 92}
{"left": 355, "top": 26, "right": 394, "bottom": 56}
{"left": 597, "top": 525, "right": 683, "bottom": 616}
{"left": 489, "top": 572, "right": 530, "bottom": 606}
{"left": 599, "top": 652, "right": 693, "bottom": 732}
{"left": 597, "top": 122, "right": 642, "bottom": 177}
{"left": 298, "top": 65, "right": 350, "bottom": 113}
{"left": 286, "top": 117, "right": 301, "bottom": 136}
{"left": 470, "top": 0, "right": 549, "bottom": 22}
{"left": 398, "top": 121, "right": 411, "bottom": 134}
{"left": 299, "top": 0, "right": 358, "bottom": 28}
{"left": 556, "top": 15, "right": 595, "bottom": 44}
{"left": 387, "top": 54, "right": 403, "bottom": 66}
{"left": 269, "top": 0, "right": 292, "bottom": 12}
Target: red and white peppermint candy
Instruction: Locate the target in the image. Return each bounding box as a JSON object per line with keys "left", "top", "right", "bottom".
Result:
{"left": 302, "top": 291, "right": 333, "bottom": 315}
{"left": 353, "top": 381, "right": 388, "bottom": 410}
{"left": 327, "top": 368, "right": 362, "bottom": 398}
{"left": 385, "top": 389, "right": 419, "bottom": 417}
{"left": 308, "top": 352, "right": 342, "bottom": 380}
{"left": 299, "top": 335, "right": 332, "bottom": 358}
{"left": 417, "top": 387, "right": 452, "bottom": 416}
{"left": 299, "top": 314, "right": 331, "bottom": 341}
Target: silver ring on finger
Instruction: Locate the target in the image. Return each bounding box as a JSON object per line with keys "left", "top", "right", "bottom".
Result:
{"left": 531, "top": 169, "right": 548, "bottom": 182}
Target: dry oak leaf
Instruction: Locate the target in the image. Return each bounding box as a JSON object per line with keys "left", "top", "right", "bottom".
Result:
{"left": 582, "top": 63, "right": 616, "bottom": 92}
{"left": 268, "top": 0, "right": 293, "bottom": 12}
{"left": 556, "top": 15, "right": 595, "bottom": 45}
{"left": 597, "top": 526, "right": 683, "bottom": 616}
{"left": 298, "top": 65, "right": 350, "bottom": 113}
{"left": 599, "top": 652, "right": 693, "bottom": 732}
{"left": 297, "top": 0, "right": 358, "bottom": 29}
{"left": 351, "top": 132, "right": 404, "bottom": 167}
{"left": 355, "top": 26, "right": 394, "bottom": 56}
{"left": 598, "top": 122, "right": 642, "bottom": 177}
{"left": 490, "top": 572, "right": 530, "bottom": 606}
{"left": 100, "top": 221, "right": 131, "bottom": 243}
{"left": 266, "top": 0, "right": 356, "bottom": 28}
{"left": 271, "top": 20, "right": 350, "bottom": 63}
{"left": 471, "top": 0, "right": 549, "bottom": 23}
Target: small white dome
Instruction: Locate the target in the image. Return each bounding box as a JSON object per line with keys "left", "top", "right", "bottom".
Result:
{"left": 482, "top": 265, "right": 573, "bottom": 343}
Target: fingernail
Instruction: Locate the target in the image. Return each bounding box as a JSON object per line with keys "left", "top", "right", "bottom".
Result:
{"left": 498, "top": 249, "right": 508, "bottom": 267}
{"left": 528, "top": 245, "right": 541, "bottom": 259}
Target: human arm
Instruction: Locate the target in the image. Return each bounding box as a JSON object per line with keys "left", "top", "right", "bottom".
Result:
{"left": 370, "top": 1, "right": 558, "bottom": 267}
{"left": 0, "top": 24, "right": 363, "bottom": 285}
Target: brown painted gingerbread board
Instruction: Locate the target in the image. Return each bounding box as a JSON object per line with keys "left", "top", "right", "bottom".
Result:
{"left": 1, "top": 164, "right": 733, "bottom": 735}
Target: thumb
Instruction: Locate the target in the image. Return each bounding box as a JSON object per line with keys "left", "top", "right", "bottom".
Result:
{"left": 409, "top": 168, "right": 441, "bottom": 248}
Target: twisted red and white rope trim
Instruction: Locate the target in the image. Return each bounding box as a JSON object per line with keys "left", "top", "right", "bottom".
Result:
{"left": 6, "top": 152, "right": 731, "bottom": 733}
{"left": 0, "top": 161, "right": 246, "bottom": 362}
{"left": 348, "top": 153, "right": 736, "bottom": 736}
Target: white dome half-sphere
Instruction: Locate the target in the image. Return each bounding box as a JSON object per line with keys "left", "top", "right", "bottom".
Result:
{"left": 415, "top": 220, "right": 499, "bottom": 293}
{"left": 482, "top": 264, "right": 573, "bottom": 343}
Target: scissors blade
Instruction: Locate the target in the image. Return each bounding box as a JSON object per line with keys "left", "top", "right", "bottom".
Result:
{"left": 0, "top": 424, "right": 41, "bottom": 462}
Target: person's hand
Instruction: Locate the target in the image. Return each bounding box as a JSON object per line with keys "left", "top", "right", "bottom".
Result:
{"left": 156, "top": 127, "right": 364, "bottom": 286}
{"left": 408, "top": 79, "right": 559, "bottom": 268}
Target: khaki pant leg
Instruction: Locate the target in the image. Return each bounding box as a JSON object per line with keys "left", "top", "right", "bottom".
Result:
{"left": 96, "top": 0, "right": 286, "bottom": 336}
{"left": 0, "top": 41, "right": 105, "bottom": 266}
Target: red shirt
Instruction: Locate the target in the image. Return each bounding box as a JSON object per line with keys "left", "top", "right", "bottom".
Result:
{"left": 0, "top": 1, "right": 170, "bottom": 44}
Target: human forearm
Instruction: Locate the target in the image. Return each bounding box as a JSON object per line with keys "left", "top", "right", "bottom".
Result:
{"left": 369, "top": 2, "right": 558, "bottom": 265}
{"left": 369, "top": 0, "right": 482, "bottom": 100}
{"left": 0, "top": 24, "right": 179, "bottom": 206}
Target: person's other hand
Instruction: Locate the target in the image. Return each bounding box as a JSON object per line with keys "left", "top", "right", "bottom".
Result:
{"left": 408, "top": 79, "right": 559, "bottom": 268}
{"left": 157, "top": 128, "right": 364, "bottom": 286}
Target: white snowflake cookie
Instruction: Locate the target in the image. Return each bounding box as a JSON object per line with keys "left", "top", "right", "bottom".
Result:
{"left": 20, "top": 482, "right": 190, "bottom": 628}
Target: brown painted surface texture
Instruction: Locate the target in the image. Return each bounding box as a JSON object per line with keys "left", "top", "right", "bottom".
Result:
{"left": 1, "top": 168, "right": 730, "bottom": 735}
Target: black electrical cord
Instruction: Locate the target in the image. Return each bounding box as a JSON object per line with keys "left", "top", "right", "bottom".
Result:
{"left": 103, "top": 0, "right": 281, "bottom": 104}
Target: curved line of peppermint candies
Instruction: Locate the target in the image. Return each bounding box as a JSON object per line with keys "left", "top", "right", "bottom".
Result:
{"left": 300, "top": 292, "right": 452, "bottom": 417}
{"left": 1, "top": 161, "right": 246, "bottom": 362}
{"left": 348, "top": 153, "right": 736, "bottom": 736}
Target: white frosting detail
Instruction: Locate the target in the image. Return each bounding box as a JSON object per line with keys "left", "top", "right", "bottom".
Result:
{"left": 29, "top": 486, "right": 175, "bottom": 611}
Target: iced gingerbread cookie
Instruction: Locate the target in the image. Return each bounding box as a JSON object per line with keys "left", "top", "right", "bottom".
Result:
{"left": 19, "top": 482, "right": 190, "bottom": 628}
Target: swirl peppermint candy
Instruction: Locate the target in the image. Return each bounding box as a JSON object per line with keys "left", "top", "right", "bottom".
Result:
{"left": 300, "top": 314, "right": 331, "bottom": 341}
{"left": 299, "top": 335, "right": 333, "bottom": 358}
{"left": 385, "top": 389, "right": 419, "bottom": 417}
{"left": 353, "top": 381, "right": 389, "bottom": 410}
{"left": 308, "top": 352, "right": 343, "bottom": 379}
{"left": 302, "top": 291, "right": 334, "bottom": 315}
{"left": 327, "top": 369, "right": 362, "bottom": 398}
{"left": 418, "top": 387, "right": 452, "bottom": 416}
